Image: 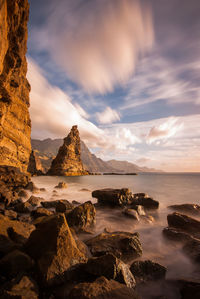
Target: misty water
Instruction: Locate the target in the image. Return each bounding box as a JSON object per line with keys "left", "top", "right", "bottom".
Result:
{"left": 32, "top": 173, "right": 200, "bottom": 298}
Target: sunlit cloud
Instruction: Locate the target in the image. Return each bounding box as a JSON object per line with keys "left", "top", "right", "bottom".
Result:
{"left": 96, "top": 107, "right": 120, "bottom": 124}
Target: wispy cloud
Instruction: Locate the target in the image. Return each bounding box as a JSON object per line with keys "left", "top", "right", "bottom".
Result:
{"left": 96, "top": 107, "right": 120, "bottom": 124}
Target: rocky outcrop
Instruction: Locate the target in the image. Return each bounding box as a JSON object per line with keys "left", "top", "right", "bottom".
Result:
{"left": 47, "top": 126, "right": 88, "bottom": 176}
{"left": 168, "top": 204, "right": 200, "bottom": 216}
{"left": 92, "top": 188, "right": 133, "bottom": 206}
{"left": 27, "top": 150, "right": 44, "bottom": 176}
{"left": 0, "top": 0, "right": 31, "bottom": 174}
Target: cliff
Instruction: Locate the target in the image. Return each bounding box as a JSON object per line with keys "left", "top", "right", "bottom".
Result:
{"left": 0, "top": 0, "right": 31, "bottom": 174}
{"left": 47, "top": 126, "right": 88, "bottom": 176}
{"left": 27, "top": 150, "right": 44, "bottom": 176}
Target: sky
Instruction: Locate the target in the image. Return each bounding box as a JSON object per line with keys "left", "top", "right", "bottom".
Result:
{"left": 27, "top": 0, "right": 200, "bottom": 172}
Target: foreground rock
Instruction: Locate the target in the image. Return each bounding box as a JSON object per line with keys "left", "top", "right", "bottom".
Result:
{"left": 68, "top": 276, "right": 140, "bottom": 299}
{"left": 132, "top": 194, "right": 159, "bottom": 210}
{"left": 168, "top": 204, "right": 200, "bottom": 216}
{"left": 179, "top": 279, "right": 200, "bottom": 299}
{"left": 47, "top": 126, "right": 88, "bottom": 176}
{"left": 14, "top": 201, "right": 33, "bottom": 213}
{"left": 163, "top": 227, "right": 194, "bottom": 243}
{"left": 86, "top": 231, "right": 142, "bottom": 262}
{"left": 66, "top": 201, "right": 96, "bottom": 232}
{"left": 130, "top": 260, "right": 166, "bottom": 283}
{"left": 92, "top": 188, "right": 133, "bottom": 206}
{"left": 25, "top": 214, "right": 87, "bottom": 286}
{"left": 27, "top": 195, "right": 43, "bottom": 206}
{"left": 55, "top": 200, "right": 74, "bottom": 213}
{"left": 122, "top": 208, "right": 140, "bottom": 221}
{"left": 31, "top": 207, "right": 53, "bottom": 219}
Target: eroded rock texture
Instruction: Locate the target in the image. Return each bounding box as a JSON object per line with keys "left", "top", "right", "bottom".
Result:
{"left": 48, "top": 125, "right": 88, "bottom": 176}
{"left": 27, "top": 150, "right": 44, "bottom": 176}
{"left": 0, "top": 0, "right": 31, "bottom": 173}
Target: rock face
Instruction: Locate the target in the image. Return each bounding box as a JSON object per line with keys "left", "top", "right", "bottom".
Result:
{"left": 27, "top": 150, "right": 44, "bottom": 176}
{"left": 0, "top": 0, "right": 31, "bottom": 173}
{"left": 47, "top": 126, "right": 88, "bottom": 176}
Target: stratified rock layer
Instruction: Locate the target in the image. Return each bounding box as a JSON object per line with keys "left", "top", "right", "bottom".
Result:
{"left": 48, "top": 126, "right": 88, "bottom": 176}
{"left": 0, "top": 0, "right": 31, "bottom": 173}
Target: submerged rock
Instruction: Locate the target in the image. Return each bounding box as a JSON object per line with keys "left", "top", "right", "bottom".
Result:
{"left": 68, "top": 276, "right": 140, "bottom": 299}
{"left": 86, "top": 231, "right": 142, "bottom": 262}
{"left": 55, "top": 182, "right": 68, "bottom": 189}
{"left": 66, "top": 201, "right": 96, "bottom": 232}
{"left": 25, "top": 214, "right": 87, "bottom": 286}
{"left": 130, "top": 260, "right": 166, "bottom": 283}
{"left": 92, "top": 188, "right": 133, "bottom": 206}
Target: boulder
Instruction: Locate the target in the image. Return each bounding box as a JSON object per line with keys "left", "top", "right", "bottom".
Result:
{"left": 68, "top": 276, "right": 141, "bottom": 299}
{"left": 55, "top": 200, "right": 74, "bottom": 213}
{"left": 66, "top": 201, "right": 96, "bottom": 232}
{"left": 163, "top": 227, "right": 194, "bottom": 243}
{"left": 179, "top": 279, "right": 200, "bottom": 299}
{"left": 130, "top": 260, "right": 166, "bottom": 283}
{"left": 27, "top": 195, "right": 43, "bottom": 207}
{"left": 25, "top": 182, "right": 39, "bottom": 193}
{"left": 55, "top": 182, "right": 68, "bottom": 189}
{"left": 31, "top": 207, "right": 53, "bottom": 219}
{"left": 18, "top": 190, "right": 29, "bottom": 199}
{"left": 25, "top": 214, "right": 87, "bottom": 286}
{"left": 1, "top": 275, "right": 39, "bottom": 299}
{"left": 168, "top": 204, "right": 200, "bottom": 216}
{"left": 132, "top": 197, "right": 159, "bottom": 210}
{"left": 14, "top": 201, "right": 33, "bottom": 214}
{"left": 0, "top": 250, "right": 33, "bottom": 279}
{"left": 86, "top": 231, "right": 142, "bottom": 262}
{"left": 92, "top": 188, "right": 133, "bottom": 206}
{"left": 41, "top": 200, "right": 60, "bottom": 209}
{"left": 85, "top": 254, "right": 136, "bottom": 288}
{"left": 4, "top": 209, "right": 17, "bottom": 220}
{"left": 132, "top": 205, "right": 146, "bottom": 216}
{"left": 122, "top": 208, "right": 140, "bottom": 221}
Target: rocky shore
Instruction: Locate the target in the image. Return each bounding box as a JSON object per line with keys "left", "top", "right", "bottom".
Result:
{"left": 1, "top": 177, "right": 200, "bottom": 298}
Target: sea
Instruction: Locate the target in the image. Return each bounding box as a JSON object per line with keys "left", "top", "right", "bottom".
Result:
{"left": 32, "top": 173, "right": 200, "bottom": 298}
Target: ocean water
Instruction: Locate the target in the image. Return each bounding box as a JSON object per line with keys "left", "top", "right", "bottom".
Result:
{"left": 32, "top": 173, "right": 200, "bottom": 297}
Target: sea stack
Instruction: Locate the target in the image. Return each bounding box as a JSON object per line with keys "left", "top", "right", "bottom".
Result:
{"left": 47, "top": 125, "right": 88, "bottom": 176}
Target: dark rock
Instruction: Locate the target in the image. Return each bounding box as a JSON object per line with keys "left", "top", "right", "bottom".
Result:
{"left": 55, "top": 182, "right": 68, "bottom": 189}
{"left": 31, "top": 207, "right": 53, "bottom": 219}
{"left": 0, "top": 166, "right": 30, "bottom": 191}
{"left": 168, "top": 204, "right": 200, "bottom": 216}
{"left": 4, "top": 209, "right": 17, "bottom": 220}
{"left": 72, "top": 200, "right": 81, "bottom": 205}
{"left": 41, "top": 200, "right": 60, "bottom": 209}
{"left": 27, "top": 195, "right": 43, "bottom": 206}
{"left": 0, "top": 250, "right": 33, "bottom": 279}
{"left": 40, "top": 188, "right": 46, "bottom": 192}
{"left": 85, "top": 254, "right": 136, "bottom": 288}
{"left": 1, "top": 275, "right": 39, "bottom": 298}
{"left": 27, "top": 150, "right": 44, "bottom": 176}
{"left": 92, "top": 188, "right": 133, "bottom": 206}
{"left": 132, "top": 197, "right": 159, "bottom": 210}
{"left": 68, "top": 276, "right": 141, "bottom": 299}
{"left": 25, "top": 214, "right": 87, "bottom": 286}
{"left": 133, "top": 193, "right": 148, "bottom": 198}
{"left": 25, "top": 182, "right": 39, "bottom": 193}
{"left": 122, "top": 208, "right": 140, "bottom": 221}
{"left": 163, "top": 227, "right": 194, "bottom": 243}
{"left": 179, "top": 279, "right": 200, "bottom": 299}
{"left": 130, "top": 260, "right": 166, "bottom": 283}
{"left": 0, "top": 183, "right": 18, "bottom": 206}
{"left": 18, "top": 190, "right": 29, "bottom": 199}
{"left": 183, "top": 239, "right": 200, "bottom": 263}
{"left": 66, "top": 201, "right": 96, "bottom": 232}
{"left": 86, "top": 231, "right": 142, "bottom": 262}
{"left": 55, "top": 200, "right": 74, "bottom": 213}
{"left": 167, "top": 212, "right": 200, "bottom": 236}
{"left": 14, "top": 201, "right": 33, "bottom": 213}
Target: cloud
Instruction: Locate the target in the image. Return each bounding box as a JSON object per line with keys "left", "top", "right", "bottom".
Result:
{"left": 136, "top": 157, "right": 151, "bottom": 165}
{"left": 31, "top": 0, "right": 154, "bottom": 94}
{"left": 96, "top": 107, "right": 120, "bottom": 124}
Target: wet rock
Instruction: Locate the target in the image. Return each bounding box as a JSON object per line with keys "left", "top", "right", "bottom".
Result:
{"left": 55, "top": 200, "right": 74, "bottom": 213}
{"left": 163, "top": 227, "right": 194, "bottom": 243}
{"left": 92, "top": 188, "right": 133, "bottom": 206}
{"left": 130, "top": 260, "right": 166, "bottom": 283}
{"left": 68, "top": 276, "right": 140, "bottom": 299}
{"left": 55, "top": 182, "right": 68, "bottom": 189}
{"left": 0, "top": 214, "right": 34, "bottom": 256}
{"left": 1, "top": 275, "right": 39, "bottom": 299}
{"left": 14, "top": 201, "right": 33, "bottom": 214}
{"left": 66, "top": 201, "right": 96, "bottom": 232}
{"left": 0, "top": 250, "right": 33, "bottom": 279}
{"left": 183, "top": 239, "right": 200, "bottom": 263}
{"left": 4, "top": 209, "right": 17, "bottom": 220}
{"left": 18, "top": 190, "right": 29, "bottom": 199}
{"left": 179, "top": 279, "right": 200, "bottom": 299}
{"left": 40, "top": 188, "right": 46, "bottom": 192}
{"left": 27, "top": 195, "right": 43, "bottom": 207}
{"left": 86, "top": 231, "right": 142, "bottom": 262}
{"left": 25, "top": 214, "right": 87, "bottom": 286}
{"left": 133, "top": 193, "right": 148, "bottom": 198}
{"left": 31, "top": 207, "right": 53, "bottom": 219}
{"left": 141, "top": 215, "right": 155, "bottom": 224}
{"left": 168, "top": 204, "right": 200, "bottom": 216}
{"left": 132, "top": 205, "right": 146, "bottom": 216}
{"left": 132, "top": 197, "right": 159, "bottom": 210}
{"left": 72, "top": 200, "right": 81, "bottom": 205}
{"left": 85, "top": 254, "right": 136, "bottom": 288}
{"left": 122, "top": 208, "right": 140, "bottom": 221}
{"left": 167, "top": 212, "right": 200, "bottom": 236}
{"left": 25, "top": 182, "right": 39, "bottom": 193}
{"left": 41, "top": 200, "right": 60, "bottom": 209}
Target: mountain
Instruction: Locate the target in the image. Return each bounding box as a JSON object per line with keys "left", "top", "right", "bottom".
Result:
{"left": 31, "top": 138, "right": 162, "bottom": 174}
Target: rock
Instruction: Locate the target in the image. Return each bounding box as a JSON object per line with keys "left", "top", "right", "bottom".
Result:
{"left": 40, "top": 188, "right": 46, "bottom": 192}
{"left": 0, "top": 0, "right": 31, "bottom": 174}
{"left": 167, "top": 212, "right": 200, "bottom": 237}
{"left": 47, "top": 126, "right": 88, "bottom": 176}
{"left": 141, "top": 215, "right": 155, "bottom": 224}
{"left": 18, "top": 189, "right": 29, "bottom": 199}
{"left": 132, "top": 205, "right": 146, "bottom": 216}
{"left": 4, "top": 209, "right": 17, "bottom": 220}
{"left": 85, "top": 254, "right": 136, "bottom": 288}
{"left": 168, "top": 204, "right": 200, "bottom": 216}
{"left": 132, "top": 197, "right": 159, "bottom": 210}
{"left": 183, "top": 239, "right": 200, "bottom": 263}
{"left": 0, "top": 203, "right": 5, "bottom": 212}
{"left": 68, "top": 276, "right": 140, "bottom": 299}
{"left": 31, "top": 207, "right": 53, "bottom": 219}
{"left": 25, "top": 214, "right": 87, "bottom": 286}
{"left": 27, "top": 150, "right": 44, "bottom": 176}
{"left": 163, "top": 227, "right": 194, "bottom": 243}
{"left": 122, "top": 208, "right": 140, "bottom": 221}
{"left": 0, "top": 249, "right": 33, "bottom": 279}
{"left": 92, "top": 188, "right": 133, "bottom": 206}
{"left": 179, "top": 279, "right": 200, "bottom": 299}
{"left": 55, "top": 182, "right": 68, "bottom": 189}
{"left": 1, "top": 275, "right": 39, "bottom": 299}
{"left": 25, "top": 182, "right": 39, "bottom": 193}
{"left": 72, "top": 200, "right": 81, "bottom": 205}
{"left": 0, "top": 214, "right": 34, "bottom": 257}
{"left": 27, "top": 195, "right": 43, "bottom": 206}
{"left": 133, "top": 193, "right": 148, "bottom": 198}
{"left": 41, "top": 200, "right": 60, "bottom": 209}
{"left": 130, "top": 260, "right": 166, "bottom": 283}
{"left": 86, "top": 231, "right": 142, "bottom": 262}
{"left": 55, "top": 200, "right": 74, "bottom": 213}
{"left": 14, "top": 201, "right": 33, "bottom": 213}
{"left": 66, "top": 201, "right": 96, "bottom": 232}
{"left": 0, "top": 182, "right": 18, "bottom": 206}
